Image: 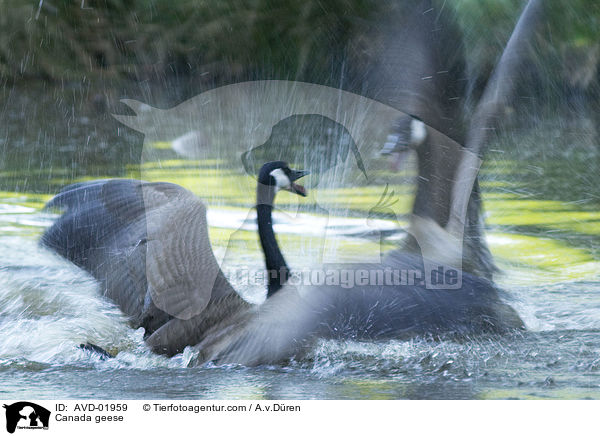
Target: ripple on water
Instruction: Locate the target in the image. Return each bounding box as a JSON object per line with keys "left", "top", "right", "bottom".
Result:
{"left": 0, "top": 205, "right": 599, "bottom": 399}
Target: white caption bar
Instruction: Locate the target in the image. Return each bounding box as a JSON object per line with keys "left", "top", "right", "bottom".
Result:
{"left": 0, "top": 400, "right": 595, "bottom": 436}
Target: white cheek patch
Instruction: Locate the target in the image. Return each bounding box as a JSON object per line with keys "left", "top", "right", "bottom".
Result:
{"left": 269, "top": 168, "right": 291, "bottom": 191}
{"left": 410, "top": 119, "right": 427, "bottom": 147}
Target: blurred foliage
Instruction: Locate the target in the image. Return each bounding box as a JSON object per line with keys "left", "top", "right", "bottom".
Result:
{"left": 0, "top": 0, "right": 598, "bottom": 88}
{"left": 0, "top": 0, "right": 598, "bottom": 168}
{"left": 455, "top": 0, "right": 599, "bottom": 70}
{"left": 0, "top": 0, "right": 372, "bottom": 83}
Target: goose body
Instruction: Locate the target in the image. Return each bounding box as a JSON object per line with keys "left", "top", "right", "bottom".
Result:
{"left": 41, "top": 163, "right": 522, "bottom": 365}
{"left": 41, "top": 179, "right": 250, "bottom": 354}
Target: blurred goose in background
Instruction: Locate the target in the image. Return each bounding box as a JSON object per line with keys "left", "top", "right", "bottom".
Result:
{"left": 347, "top": 0, "right": 542, "bottom": 278}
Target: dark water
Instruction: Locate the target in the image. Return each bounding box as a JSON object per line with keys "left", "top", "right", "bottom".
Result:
{"left": 0, "top": 85, "right": 599, "bottom": 400}
{"left": 1, "top": 187, "right": 599, "bottom": 400}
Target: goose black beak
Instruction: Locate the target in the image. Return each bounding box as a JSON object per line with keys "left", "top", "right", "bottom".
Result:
{"left": 286, "top": 169, "right": 309, "bottom": 197}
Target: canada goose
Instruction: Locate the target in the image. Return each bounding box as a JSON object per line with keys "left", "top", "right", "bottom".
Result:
{"left": 344, "top": 0, "right": 542, "bottom": 279}
{"left": 40, "top": 162, "right": 310, "bottom": 356}
{"left": 39, "top": 0, "right": 541, "bottom": 363}
{"left": 41, "top": 161, "right": 523, "bottom": 364}
{"left": 205, "top": 163, "right": 524, "bottom": 366}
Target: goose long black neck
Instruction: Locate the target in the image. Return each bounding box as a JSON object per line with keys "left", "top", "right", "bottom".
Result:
{"left": 256, "top": 182, "right": 289, "bottom": 297}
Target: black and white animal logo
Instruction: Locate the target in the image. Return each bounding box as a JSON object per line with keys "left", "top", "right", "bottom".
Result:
{"left": 3, "top": 402, "right": 50, "bottom": 434}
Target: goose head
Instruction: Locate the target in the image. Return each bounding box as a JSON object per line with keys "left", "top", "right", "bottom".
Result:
{"left": 258, "top": 161, "right": 309, "bottom": 197}
{"left": 380, "top": 116, "right": 428, "bottom": 155}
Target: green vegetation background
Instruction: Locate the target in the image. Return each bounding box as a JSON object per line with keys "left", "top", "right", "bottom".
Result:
{"left": 0, "top": 0, "right": 598, "bottom": 274}
{"left": 0, "top": 0, "right": 598, "bottom": 95}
